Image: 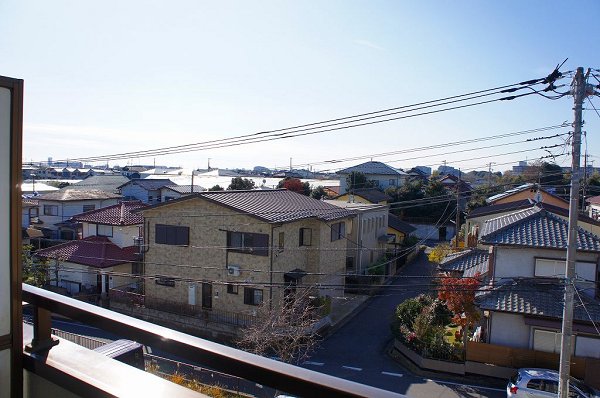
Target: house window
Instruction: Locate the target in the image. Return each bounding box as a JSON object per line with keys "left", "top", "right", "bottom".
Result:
{"left": 82, "top": 204, "right": 95, "bottom": 213}
{"left": 278, "top": 231, "right": 285, "bottom": 252}
{"left": 97, "top": 224, "right": 113, "bottom": 237}
{"left": 331, "top": 222, "right": 345, "bottom": 241}
{"left": 227, "top": 231, "right": 269, "bottom": 256}
{"left": 299, "top": 228, "right": 312, "bottom": 246}
{"left": 227, "top": 283, "right": 238, "bottom": 294}
{"left": 148, "top": 195, "right": 153, "bottom": 202}
{"left": 533, "top": 329, "right": 574, "bottom": 354}
{"left": 346, "top": 256, "right": 355, "bottom": 271}
{"left": 43, "top": 205, "right": 58, "bottom": 216}
{"left": 389, "top": 179, "right": 396, "bottom": 186}
{"left": 155, "top": 224, "right": 189, "bottom": 246}
{"left": 244, "top": 287, "right": 263, "bottom": 306}
{"left": 155, "top": 277, "right": 175, "bottom": 287}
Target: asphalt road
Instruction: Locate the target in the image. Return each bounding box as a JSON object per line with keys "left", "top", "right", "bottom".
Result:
{"left": 301, "top": 251, "right": 506, "bottom": 398}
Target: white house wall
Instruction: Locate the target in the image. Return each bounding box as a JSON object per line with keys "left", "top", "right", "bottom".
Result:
{"left": 38, "top": 199, "right": 120, "bottom": 232}
{"left": 81, "top": 222, "right": 139, "bottom": 248}
{"left": 493, "top": 247, "right": 598, "bottom": 284}
{"left": 489, "top": 312, "right": 530, "bottom": 349}
{"left": 488, "top": 311, "right": 600, "bottom": 358}
{"left": 354, "top": 208, "right": 388, "bottom": 273}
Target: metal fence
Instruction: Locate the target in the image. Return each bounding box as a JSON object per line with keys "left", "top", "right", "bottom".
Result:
{"left": 109, "top": 288, "right": 255, "bottom": 327}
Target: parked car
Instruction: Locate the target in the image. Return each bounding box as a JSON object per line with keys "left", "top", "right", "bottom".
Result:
{"left": 507, "top": 368, "right": 599, "bottom": 398}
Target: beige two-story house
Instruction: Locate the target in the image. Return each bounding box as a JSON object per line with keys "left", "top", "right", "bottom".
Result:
{"left": 139, "top": 189, "right": 356, "bottom": 323}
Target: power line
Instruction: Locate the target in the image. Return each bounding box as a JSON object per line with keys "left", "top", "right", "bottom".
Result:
{"left": 55, "top": 83, "right": 549, "bottom": 163}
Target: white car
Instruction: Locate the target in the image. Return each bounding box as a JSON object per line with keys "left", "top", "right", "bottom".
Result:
{"left": 507, "top": 368, "right": 599, "bottom": 398}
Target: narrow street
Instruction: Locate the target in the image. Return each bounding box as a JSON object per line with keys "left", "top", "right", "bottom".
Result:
{"left": 302, "top": 251, "right": 506, "bottom": 398}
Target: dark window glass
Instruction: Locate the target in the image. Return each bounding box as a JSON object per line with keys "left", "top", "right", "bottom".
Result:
{"left": 82, "top": 204, "right": 95, "bottom": 212}
{"left": 244, "top": 287, "right": 263, "bottom": 305}
{"left": 227, "top": 231, "right": 269, "bottom": 256}
{"left": 331, "top": 222, "right": 346, "bottom": 241}
{"left": 227, "top": 283, "right": 238, "bottom": 294}
{"left": 299, "top": 228, "right": 312, "bottom": 246}
{"left": 278, "top": 231, "right": 284, "bottom": 251}
{"left": 527, "top": 379, "right": 542, "bottom": 390}
{"left": 155, "top": 224, "right": 189, "bottom": 246}
{"left": 43, "top": 205, "right": 58, "bottom": 216}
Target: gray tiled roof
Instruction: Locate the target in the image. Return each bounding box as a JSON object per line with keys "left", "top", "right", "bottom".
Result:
{"left": 163, "top": 185, "right": 206, "bottom": 194}
{"left": 486, "top": 183, "right": 536, "bottom": 203}
{"left": 439, "top": 249, "right": 489, "bottom": 273}
{"left": 467, "top": 199, "right": 534, "bottom": 218}
{"left": 200, "top": 190, "right": 356, "bottom": 223}
{"left": 341, "top": 188, "right": 392, "bottom": 203}
{"left": 36, "top": 189, "right": 122, "bottom": 201}
{"left": 118, "top": 178, "right": 174, "bottom": 190}
{"left": 480, "top": 207, "right": 600, "bottom": 252}
{"left": 476, "top": 279, "right": 600, "bottom": 322}
{"left": 388, "top": 213, "right": 417, "bottom": 234}
{"left": 142, "top": 189, "right": 356, "bottom": 223}
{"left": 336, "top": 161, "right": 407, "bottom": 176}
{"left": 67, "top": 175, "right": 130, "bottom": 194}
{"left": 480, "top": 207, "right": 541, "bottom": 236}
{"left": 463, "top": 259, "right": 489, "bottom": 278}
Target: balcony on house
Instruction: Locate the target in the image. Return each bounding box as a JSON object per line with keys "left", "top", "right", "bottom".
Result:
{"left": 19, "top": 283, "right": 405, "bottom": 398}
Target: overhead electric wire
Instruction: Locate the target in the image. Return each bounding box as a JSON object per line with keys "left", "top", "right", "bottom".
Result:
{"left": 287, "top": 123, "right": 569, "bottom": 169}
{"left": 57, "top": 81, "right": 551, "bottom": 163}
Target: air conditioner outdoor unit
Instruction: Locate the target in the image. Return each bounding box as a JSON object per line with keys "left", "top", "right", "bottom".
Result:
{"left": 227, "top": 265, "right": 240, "bottom": 276}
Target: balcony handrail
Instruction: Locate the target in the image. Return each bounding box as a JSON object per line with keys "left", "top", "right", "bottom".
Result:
{"left": 23, "top": 283, "right": 405, "bottom": 398}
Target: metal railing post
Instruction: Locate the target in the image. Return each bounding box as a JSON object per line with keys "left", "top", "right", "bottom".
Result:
{"left": 25, "top": 305, "right": 59, "bottom": 353}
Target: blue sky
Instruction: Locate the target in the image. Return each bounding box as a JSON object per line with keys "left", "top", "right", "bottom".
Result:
{"left": 1, "top": 1, "right": 599, "bottom": 172}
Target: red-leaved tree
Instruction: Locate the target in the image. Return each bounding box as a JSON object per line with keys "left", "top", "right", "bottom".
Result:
{"left": 437, "top": 274, "right": 481, "bottom": 340}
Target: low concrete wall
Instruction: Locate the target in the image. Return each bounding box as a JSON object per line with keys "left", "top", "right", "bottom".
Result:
{"left": 465, "top": 361, "right": 515, "bottom": 379}
{"left": 394, "top": 339, "right": 465, "bottom": 375}
{"left": 110, "top": 301, "right": 238, "bottom": 342}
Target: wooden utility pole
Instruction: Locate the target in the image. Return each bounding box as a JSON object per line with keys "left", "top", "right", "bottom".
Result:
{"left": 455, "top": 169, "right": 461, "bottom": 249}
{"left": 558, "top": 67, "right": 586, "bottom": 398}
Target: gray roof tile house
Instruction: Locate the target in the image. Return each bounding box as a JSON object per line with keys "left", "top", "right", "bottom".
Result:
{"left": 336, "top": 161, "right": 407, "bottom": 193}
{"left": 467, "top": 205, "right": 600, "bottom": 361}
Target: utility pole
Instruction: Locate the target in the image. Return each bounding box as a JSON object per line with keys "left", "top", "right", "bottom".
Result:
{"left": 582, "top": 151, "right": 588, "bottom": 211}
{"left": 455, "top": 169, "right": 461, "bottom": 249}
{"left": 558, "top": 67, "right": 586, "bottom": 398}
{"left": 487, "top": 162, "right": 494, "bottom": 189}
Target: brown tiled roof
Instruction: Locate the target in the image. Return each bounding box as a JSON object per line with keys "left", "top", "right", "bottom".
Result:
{"left": 34, "top": 236, "right": 137, "bottom": 268}
{"left": 71, "top": 201, "right": 146, "bottom": 226}
{"left": 141, "top": 189, "right": 356, "bottom": 223}
{"left": 587, "top": 195, "right": 600, "bottom": 205}
{"left": 36, "top": 189, "right": 122, "bottom": 201}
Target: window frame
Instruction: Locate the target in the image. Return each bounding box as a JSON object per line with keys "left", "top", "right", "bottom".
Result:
{"left": 299, "top": 228, "right": 312, "bottom": 246}
{"left": 82, "top": 204, "right": 96, "bottom": 213}
{"left": 155, "top": 224, "right": 190, "bottom": 246}
{"left": 244, "top": 287, "right": 263, "bottom": 306}
{"left": 43, "top": 204, "right": 58, "bottom": 216}
{"left": 331, "top": 221, "right": 346, "bottom": 241}
{"left": 278, "top": 231, "right": 285, "bottom": 252}
{"left": 226, "top": 283, "right": 239, "bottom": 295}
{"left": 226, "top": 231, "right": 269, "bottom": 256}
{"left": 97, "top": 224, "right": 114, "bottom": 237}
